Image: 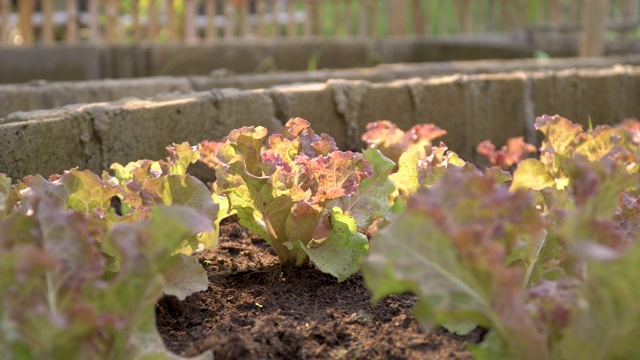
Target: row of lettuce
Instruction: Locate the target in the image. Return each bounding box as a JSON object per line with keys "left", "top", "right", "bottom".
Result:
{"left": 2, "top": 115, "right": 639, "bottom": 359}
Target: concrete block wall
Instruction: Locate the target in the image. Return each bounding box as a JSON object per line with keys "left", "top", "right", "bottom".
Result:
{"left": 0, "top": 90, "right": 280, "bottom": 181}
{"left": 3, "top": 54, "right": 640, "bottom": 119}
{"left": 1, "top": 65, "right": 639, "bottom": 181}
{"left": 3, "top": 35, "right": 640, "bottom": 85}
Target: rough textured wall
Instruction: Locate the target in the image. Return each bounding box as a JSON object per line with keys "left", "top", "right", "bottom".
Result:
{"left": 1, "top": 66, "right": 638, "bottom": 180}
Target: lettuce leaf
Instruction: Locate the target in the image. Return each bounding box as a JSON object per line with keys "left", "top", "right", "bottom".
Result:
{"left": 199, "top": 118, "right": 386, "bottom": 280}
{"left": 363, "top": 169, "right": 549, "bottom": 360}
{"left": 0, "top": 196, "right": 211, "bottom": 360}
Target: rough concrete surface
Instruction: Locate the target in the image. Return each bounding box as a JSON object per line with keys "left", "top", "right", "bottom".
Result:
{"left": 3, "top": 34, "right": 640, "bottom": 84}
{"left": 268, "top": 82, "right": 350, "bottom": 148}
{"left": 3, "top": 54, "right": 640, "bottom": 118}
{"left": 2, "top": 65, "right": 640, "bottom": 180}
{"left": 413, "top": 75, "right": 473, "bottom": 158}
{"left": 0, "top": 90, "right": 280, "bottom": 180}
{"left": 0, "top": 45, "right": 104, "bottom": 84}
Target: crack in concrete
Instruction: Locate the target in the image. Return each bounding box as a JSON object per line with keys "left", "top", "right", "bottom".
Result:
{"left": 328, "top": 79, "right": 369, "bottom": 148}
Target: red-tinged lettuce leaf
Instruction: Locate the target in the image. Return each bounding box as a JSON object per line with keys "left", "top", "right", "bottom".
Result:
{"left": 142, "top": 175, "right": 220, "bottom": 253}
{"left": 0, "top": 197, "right": 210, "bottom": 360}
{"left": 105, "top": 142, "right": 199, "bottom": 188}
{"left": 390, "top": 143, "right": 467, "bottom": 201}
{"left": 526, "top": 279, "right": 580, "bottom": 339}
{"left": 99, "top": 206, "right": 213, "bottom": 360}
{"left": 535, "top": 114, "right": 584, "bottom": 159}
{"left": 361, "top": 120, "right": 407, "bottom": 162}
{"left": 286, "top": 207, "right": 369, "bottom": 282}
{"left": 297, "top": 151, "right": 371, "bottom": 205}
{"left": 415, "top": 144, "right": 469, "bottom": 187}
{"left": 215, "top": 133, "right": 300, "bottom": 262}
{"left": 615, "top": 191, "right": 640, "bottom": 241}
{"left": 279, "top": 117, "right": 338, "bottom": 157}
{"left": 564, "top": 156, "right": 637, "bottom": 218}
{"left": 534, "top": 115, "right": 639, "bottom": 179}
{"left": 166, "top": 142, "right": 200, "bottom": 175}
{"left": 477, "top": 137, "right": 537, "bottom": 170}
{"left": 558, "top": 241, "right": 640, "bottom": 360}
{"left": 198, "top": 119, "right": 374, "bottom": 275}
{"left": 95, "top": 144, "right": 220, "bottom": 254}
{"left": 221, "top": 126, "right": 269, "bottom": 177}
{"left": 329, "top": 148, "right": 396, "bottom": 229}
{"left": 361, "top": 120, "right": 447, "bottom": 163}
{"left": 22, "top": 169, "right": 121, "bottom": 213}
{"left": 363, "top": 170, "right": 549, "bottom": 360}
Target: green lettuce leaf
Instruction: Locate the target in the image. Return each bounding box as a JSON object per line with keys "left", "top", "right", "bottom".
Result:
{"left": 162, "top": 253, "right": 209, "bottom": 300}
{"left": 558, "top": 241, "right": 640, "bottom": 360}
{"left": 329, "top": 148, "right": 396, "bottom": 229}
{"left": 287, "top": 207, "right": 369, "bottom": 282}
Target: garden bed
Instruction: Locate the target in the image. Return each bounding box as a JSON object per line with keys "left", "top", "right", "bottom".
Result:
{"left": 156, "top": 216, "right": 483, "bottom": 359}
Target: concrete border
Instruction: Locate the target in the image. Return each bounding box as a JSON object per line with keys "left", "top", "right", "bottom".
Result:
{"left": 2, "top": 34, "right": 640, "bottom": 84}
{"left": 2, "top": 65, "right": 639, "bottom": 181}
{"left": 3, "top": 54, "right": 640, "bottom": 118}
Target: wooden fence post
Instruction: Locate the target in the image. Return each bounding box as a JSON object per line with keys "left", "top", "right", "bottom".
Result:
{"left": 87, "top": 0, "right": 100, "bottom": 42}
{"left": 184, "top": 0, "right": 197, "bottom": 42}
{"left": 548, "top": 0, "right": 561, "bottom": 24}
{"left": 166, "top": 0, "right": 177, "bottom": 42}
{"left": 358, "top": 0, "right": 369, "bottom": 37}
{"left": 132, "top": 0, "right": 141, "bottom": 43}
{"left": 66, "top": 0, "right": 78, "bottom": 44}
{"left": 239, "top": 0, "right": 250, "bottom": 37}
{"left": 388, "top": 0, "right": 407, "bottom": 35}
{"left": 0, "top": 0, "right": 8, "bottom": 45}
{"left": 272, "top": 0, "right": 280, "bottom": 36}
{"left": 106, "top": 0, "right": 119, "bottom": 44}
{"left": 345, "top": 0, "right": 353, "bottom": 36}
{"left": 460, "top": 0, "right": 472, "bottom": 33}
{"left": 148, "top": 0, "right": 159, "bottom": 41}
{"left": 331, "top": 0, "right": 339, "bottom": 36}
{"left": 205, "top": 0, "right": 217, "bottom": 40}
{"left": 303, "top": 0, "right": 312, "bottom": 36}
{"left": 579, "top": 0, "right": 609, "bottom": 57}
{"left": 369, "top": 0, "right": 379, "bottom": 37}
{"left": 624, "top": 0, "right": 639, "bottom": 25}
{"left": 287, "top": 0, "right": 296, "bottom": 36}
{"left": 18, "top": 0, "right": 34, "bottom": 45}
{"left": 412, "top": 0, "right": 424, "bottom": 35}
{"left": 41, "top": 0, "right": 54, "bottom": 44}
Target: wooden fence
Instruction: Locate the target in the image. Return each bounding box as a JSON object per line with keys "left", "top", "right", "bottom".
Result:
{"left": 0, "top": 0, "right": 638, "bottom": 47}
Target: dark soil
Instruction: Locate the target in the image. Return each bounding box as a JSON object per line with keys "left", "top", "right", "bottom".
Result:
{"left": 156, "top": 217, "right": 485, "bottom": 359}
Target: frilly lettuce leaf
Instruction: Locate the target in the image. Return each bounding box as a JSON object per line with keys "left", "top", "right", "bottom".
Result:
{"left": 361, "top": 120, "right": 447, "bottom": 164}
{"left": 0, "top": 197, "right": 211, "bottom": 360}
{"left": 477, "top": 136, "right": 537, "bottom": 170}
{"left": 363, "top": 170, "right": 549, "bottom": 360}
{"left": 328, "top": 148, "right": 396, "bottom": 229}
{"left": 199, "top": 118, "right": 379, "bottom": 280}
{"left": 102, "top": 142, "right": 220, "bottom": 254}
{"left": 510, "top": 158, "right": 556, "bottom": 191}
{"left": 558, "top": 240, "right": 640, "bottom": 360}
